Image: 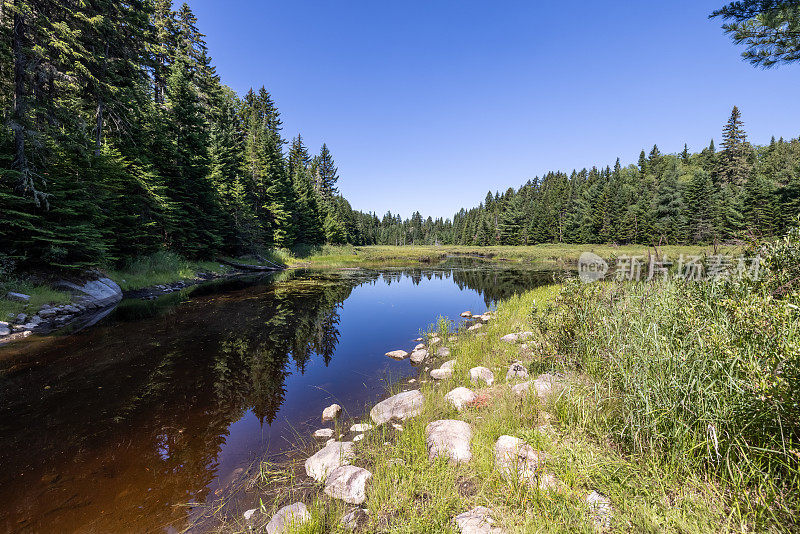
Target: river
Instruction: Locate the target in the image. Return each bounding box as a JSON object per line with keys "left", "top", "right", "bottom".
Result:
{"left": 0, "top": 261, "right": 556, "bottom": 533}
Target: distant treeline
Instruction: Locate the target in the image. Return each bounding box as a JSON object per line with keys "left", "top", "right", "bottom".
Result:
{"left": 1, "top": 2, "right": 798, "bottom": 273}
{"left": 363, "top": 107, "right": 800, "bottom": 247}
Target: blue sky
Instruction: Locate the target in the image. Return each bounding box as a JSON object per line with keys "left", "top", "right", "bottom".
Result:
{"left": 184, "top": 0, "right": 800, "bottom": 219}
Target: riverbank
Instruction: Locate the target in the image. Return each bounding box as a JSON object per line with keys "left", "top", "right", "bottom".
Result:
{"left": 210, "top": 232, "right": 797, "bottom": 533}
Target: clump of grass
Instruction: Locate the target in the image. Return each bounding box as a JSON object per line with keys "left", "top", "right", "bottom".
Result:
{"left": 106, "top": 250, "right": 232, "bottom": 291}
{"left": 0, "top": 276, "right": 71, "bottom": 320}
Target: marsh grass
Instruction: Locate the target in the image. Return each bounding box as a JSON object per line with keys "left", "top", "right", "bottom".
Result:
{"left": 107, "top": 251, "right": 233, "bottom": 291}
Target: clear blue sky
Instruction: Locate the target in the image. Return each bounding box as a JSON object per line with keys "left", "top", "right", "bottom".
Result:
{"left": 184, "top": 0, "right": 800, "bottom": 219}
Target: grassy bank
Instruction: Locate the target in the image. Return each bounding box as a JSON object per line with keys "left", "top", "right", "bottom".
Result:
{"left": 283, "top": 243, "right": 737, "bottom": 269}
{"left": 222, "top": 234, "right": 796, "bottom": 532}
{"left": 0, "top": 277, "right": 71, "bottom": 320}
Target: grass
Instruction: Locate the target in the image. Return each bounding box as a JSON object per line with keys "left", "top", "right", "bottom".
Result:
{"left": 226, "top": 239, "right": 798, "bottom": 533}
{"left": 106, "top": 251, "right": 234, "bottom": 291}
{"left": 282, "top": 244, "right": 739, "bottom": 269}
{"left": 0, "top": 276, "right": 71, "bottom": 321}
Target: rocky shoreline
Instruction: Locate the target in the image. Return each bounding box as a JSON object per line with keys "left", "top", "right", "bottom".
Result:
{"left": 239, "top": 310, "right": 612, "bottom": 533}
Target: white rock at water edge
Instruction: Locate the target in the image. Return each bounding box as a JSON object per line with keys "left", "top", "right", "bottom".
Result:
{"left": 470, "top": 366, "right": 494, "bottom": 386}
{"left": 265, "top": 503, "right": 311, "bottom": 534}
{"left": 426, "top": 419, "right": 472, "bottom": 464}
{"left": 460, "top": 311, "right": 472, "bottom": 318}
{"left": 322, "top": 403, "right": 342, "bottom": 422}
{"left": 453, "top": 506, "right": 506, "bottom": 534}
{"left": 350, "top": 423, "right": 372, "bottom": 433}
{"left": 385, "top": 349, "right": 409, "bottom": 360}
{"left": 410, "top": 349, "right": 428, "bottom": 363}
{"left": 324, "top": 465, "right": 372, "bottom": 504}
{"left": 304, "top": 441, "right": 355, "bottom": 481}
{"left": 445, "top": 387, "right": 477, "bottom": 411}
{"left": 313, "top": 428, "right": 334, "bottom": 439}
{"left": 370, "top": 390, "right": 424, "bottom": 425}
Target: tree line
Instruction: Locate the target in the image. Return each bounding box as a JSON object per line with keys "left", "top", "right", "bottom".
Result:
{"left": 366, "top": 108, "right": 800, "bottom": 247}
{"left": 1, "top": 1, "right": 798, "bottom": 273}
{"left": 0, "top": 0, "right": 371, "bottom": 270}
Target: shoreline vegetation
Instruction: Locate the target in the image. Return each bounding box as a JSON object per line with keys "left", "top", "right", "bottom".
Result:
{"left": 0, "top": 243, "right": 736, "bottom": 324}
{"left": 200, "top": 227, "right": 798, "bottom": 533}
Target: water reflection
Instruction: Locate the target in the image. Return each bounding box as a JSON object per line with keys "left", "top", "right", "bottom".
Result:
{"left": 0, "top": 265, "right": 554, "bottom": 533}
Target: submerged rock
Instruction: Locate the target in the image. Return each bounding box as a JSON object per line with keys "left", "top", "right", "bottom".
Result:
{"left": 370, "top": 390, "right": 424, "bottom": 424}
{"left": 324, "top": 465, "right": 372, "bottom": 504}
{"left": 385, "top": 349, "right": 409, "bottom": 360}
{"left": 453, "top": 506, "right": 505, "bottom": 534}
{"left": 322, "top": 403, "right": 342, "bottom": 422}
{"left": 445, "top": 387, "right": 477, "bottom": 411}
{"left": 426, "top": 419, "right": 472, "bottom": 464}
{"left": 469, "top": 366, "right": 494, "bottom": 386}
{"left": 265, "top": 502, "right": 310, "bottom": 534}
{"left": 304, "top": 441, "right": 355, "bottom": 481}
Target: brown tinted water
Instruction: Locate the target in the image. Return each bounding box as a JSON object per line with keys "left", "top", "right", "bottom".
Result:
{"left": 0, "top": 265, "right": 554, "bottom": 533}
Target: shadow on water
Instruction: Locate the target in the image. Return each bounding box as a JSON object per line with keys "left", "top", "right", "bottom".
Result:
{"left": 0, "top": 264, "right": 559, "bottom": 533}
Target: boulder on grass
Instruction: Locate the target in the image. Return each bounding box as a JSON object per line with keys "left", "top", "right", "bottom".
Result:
{"left": 469, "top": 366, "right": 494, "bottom": 386}
{"left": 324, "top": 465, "right": 372, "bottom": 504}
{"left": 453, "top": 506, "right": 506, "bottom": 534}
{"left": 265, "top": 503, "right": 310, "bottom": 534}
{"left": 426, "top": 419, "right": 472, "bottom": 464}
{"left": 445, "top": 387, "right": 477, "bottom": 411}
{"left": 305, "top": 441, "right": 355, "bottom": 481}
{"left": 370, "top": 390, "right": 424, "bottom": 425}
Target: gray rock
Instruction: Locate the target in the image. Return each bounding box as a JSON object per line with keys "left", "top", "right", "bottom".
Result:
{"left": 453, "top": 506, "right": 505, "bottom": 533}
{"left": 467, "top": 323, "right": 483, "bottom": 332}
{"left": 14, "top": 313, "right": 27, "bottom": 325}
{"left": 340, "top": 508, "right": 369, "bottom": 530}
{"left": 430, "top": 368, "right": 453, "bottom": 380}
{"left": 5, "top": 292, "right": 31, "bottom": 303}
{"left": 313, "top": 428, "right": 334, "bottom": 439}
{"left": 428, "top": 335, "right": 441, "bottom": 345}
{"left": 370, "top": 390, "right": 424, "bottom": 424}
{"left": 426, "top": 419, "right": 472, "bottom": 464}
{"left": 385, "top": 349, "right": 409, "bottom": 360}
{"left": 469, "top": 366, "right": 494, "bottom": 386}
{"left": 445, "top": 387, "right": 477, "bottom": 411}
{"left": 304, "top": 441, "right": 355, "bottom": 481}
{"left": 440, "top": 359, "right": 457, "bottom": 370}
{"left": 501, "top": 332, "right": 533, "bottom": 343}
{"left": 322, "top": 403, "right": 342, "bottom": 422}
{"left": 350, "top": 423, "right": 372, "bottom": 433}
{"left": 505, "top": 361, "right": 529, "bottom": 381}
{"left": 54, "top": 277, "right": 122, "bottom": 309}
{"left": 437, "top": 347, "right": 451, "bottom": 358}
{"left": 0, "top": 322, "right": 10, "bottom": 336}
{"left": 414, "top": 343, "right": 426, "bottom": 351}
{"left": 511, "top": 373, "right": 561, "bottom": 400}
{"left": 38, "top": 308, "right": 56, "bottom": 319}
{"left": 410, "top": 349, "right": 428, "bottom": 364}
{"left": 265, "top": 502, "right": 310, "bottom": 534}
{"left": 587, "top": 491, "right": 612, "bottom": 529}
{"left": 494, "top": 435, "right": 554, "bottom": 490}
{"left": 324, "top": 465, "right": 372, "bottom": 504}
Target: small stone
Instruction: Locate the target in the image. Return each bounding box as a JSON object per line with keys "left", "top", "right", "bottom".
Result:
{"left": 5, "top": 292, "right": 31, "bottom": 303}
{"left": 437, "top": 347, "right": 451, "bottom": 358}
{"left": 353, "top": 434, "right": 364, "bottom": 442}
{"left": 324, "top": 465, "right": 372, "bottom": 504}
{"left": 370, "top": 390, "right": 424, "bottom": 425}
{"left": 469, "top": 366, "right": 494, "bottom": 386}
{"left": 38, "top": 308, "right": 56, "bottom": 319}
{"left": 440, "top": 359, "right": 457, "bottom": 370}
{"left": 391, "top": 423, "right": 403, "bottom": 431}
{"left": 587, "top": 490, "right": 612, "bottom": 529}
{"left": 410, "top": 349, "right": 428, "bottom": 363}
{"left": 322, "top": 403, "right": 342, "bottom": 422}
{"left": 445, "top": 387, "right": 477, "bottom": 411}
{"left": 0, "top": 322, "right": 10, "bottom": 336}
{"left": 414, "top": 343, "right": 426, "bottom": 351}
{"left": 430, "top": 368, "right": 453, "bottom": 380}
{"left": 505, "top": 361, "right": 528, "bottom": 381}
{"left": 313, "top": 428, "right": 334, "bottom": 439}
{"left": 304, "top": 441, "right": 355, "bottom": 481}
{"left": 467, "top": 323, "right": 483, "bottom": 332}
{"left": 453, "top": 506, "right": 505, "bottom": 533}
{"left": 340, "top": 508, "right": 369, "bottom": 530}
{"left": 385, "top": 349, "right": 410, "bottom": 360}
{"left": 460, "top": 311, "right": 472, "bottom": 318}
{"left": 350, "top": 423, "right": 373, "bottom": 433}
{"left": 426, "top": 419, "right": 472, "bottom": 464}
{"left": 243, "top": 508, "right": 257, "bottom": 522}
{"left": 265, "top": 503, "right": 310, "bottom": 534}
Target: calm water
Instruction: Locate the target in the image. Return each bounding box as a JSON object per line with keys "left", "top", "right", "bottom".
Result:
{"left": 0, "top": 262, "right": 554, "bottom": 533}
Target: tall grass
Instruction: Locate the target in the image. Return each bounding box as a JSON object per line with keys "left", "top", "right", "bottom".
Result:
{"left": 107, "top": 250, "right": 232, "bottom": 291}
{"left": 535, "top": 235, "right": 800, "bottom": 527}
